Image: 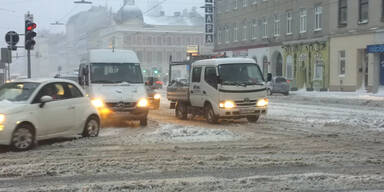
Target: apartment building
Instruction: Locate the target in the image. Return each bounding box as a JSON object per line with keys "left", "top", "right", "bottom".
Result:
{"left": 215, "top": 0, "right": 332, "bottom": 91}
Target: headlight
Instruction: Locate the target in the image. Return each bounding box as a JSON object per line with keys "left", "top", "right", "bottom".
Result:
{"left": 154, "top": 93, "right": 161, "bottom": 100}
{"left": 219, "top": 100, "right": 235, "bottom": 109}
{"left": 91, "top": 98, "right": 105, "bottom": 108}
{"left": 137, "top": 98, "right": 149, "bottom": 107}
{"left": 256, "top": 98, "right": 269, "bottom": 107}
{"left": 0, "top": 114, "right": 5, "bottom": 124}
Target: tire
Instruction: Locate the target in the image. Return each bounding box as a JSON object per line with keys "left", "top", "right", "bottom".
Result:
{"left": 82, "top": 116, "right": 100, "bottom": 137}
{"left": 284, "top": 92, "right": 290, "bottom": 96}
{"left": 175, "top": 102, "right": 188, "bottom": 120}
{"left": 11, "top": 124, "right": 35, "bottom": 151}
{"left": 205, "top": 104, "right": 218, "bottom": 124}
{"left": 140, "top": 116, "right": 148, "bottom": 126}
{"left": 267, "top": 89, "right": 272, "bottom": 96}
{"left": 247, "top": 115, "right": 260, "bottom": 123}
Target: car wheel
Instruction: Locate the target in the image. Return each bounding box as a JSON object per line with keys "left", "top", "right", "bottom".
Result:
{"left": 247, "top": 115, "right": 260, "bottom": 123}
{"left": 267, "top": 89, "right": 272, "bottom": 96}
{"left": 175, "top": 102, "right": 188, "bottom": 120}
{"left": 82, "top": 116, "right": 100, "bottom": 137}
{"left": 11, "top": 124, "right": 35, "bottom": 151}
{"left": 284, "top": 92, "right": 290, "bottom": 96}
{"left": 205, "top": 104, "right": 218, "bottom": 124}
{"left": 140, "top": 116, "right": 148, "bottom": 126}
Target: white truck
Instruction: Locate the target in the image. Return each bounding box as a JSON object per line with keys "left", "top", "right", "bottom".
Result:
{"left": 78, "top": 49, "right": 149, "bottom": 126}
{"left": 167, "top": 57, "right": 269, "bottom": 123}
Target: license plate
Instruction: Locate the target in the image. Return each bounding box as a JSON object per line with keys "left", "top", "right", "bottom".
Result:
{"left": 239, "top": 108, "right": 255, "bottom": 114}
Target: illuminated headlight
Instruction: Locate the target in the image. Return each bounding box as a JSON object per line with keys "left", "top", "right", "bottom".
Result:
{"left": 154, "top": 93, "right": 161, "bottom": 100}
{"left": 137, "top": 98, "right": 149, "bottom": 107}
{"left": 219, "top": 100, "right": 236, "bottom": 109}
{"left": 91, "top": 98, "right": 105, "bottom": 108}
{"left": 0, "top": 114, "right": 5, "bottom": 124}
{"left": 256, "top": 98, "right": 269, "bottom": 107}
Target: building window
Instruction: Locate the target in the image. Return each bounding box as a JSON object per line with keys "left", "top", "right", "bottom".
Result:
{"left": 314, "top": 58, "right": 323, "bottom": 80}
{"left": 286, "top": 11, "right": 292, "bottom": 35}
{"left": 225, "top": 27, "right": 230, "bottom": 44}
{"left": 273, "top": 15, "right": 280, "bottom": 37}
{"left": 338, "top": 0, "right": 347, "bottom": 26}
{"left": 252, "top": 0, "right": 257, "bottom": 5}
{"left": 314, "top": 6, "right": 322, "bottom": 31}
{"left": 299, "top": 9, "right": 307, "bottom": 33}
{"left": 252, "top": 19, "right": 257, "bottom": 39}
{"left": 339, "top": 50, "right": 346, "bottom": 76}
{"left": 243, "top": 0, "right": 247, "bottom": 7}
{"left": 243, "top": 25, "right": 247, "bottom": 41}
{"left": 286, "top": 55, "right": 294, "bottom": 80}
{"left": 382, "top": 0, "right": 384, "bottom": 21}
{"left": 234, "top": 23, "right": 239, "bottom": 42}
{"left": 234, "top": 0, "right": 238, "bottom": 10}
{"left": 263, "top": 18, "right": 268, "bottom": 38}
{"left": 359, "top": 0, "right": 369, "bottom": 23}
{"left": 217, "top": 29, "right": 222, "bottom": 44}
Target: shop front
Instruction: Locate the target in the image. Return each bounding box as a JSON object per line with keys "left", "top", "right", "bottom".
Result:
{"left": 282, "top": 40, "right": 329, "bottom": 91}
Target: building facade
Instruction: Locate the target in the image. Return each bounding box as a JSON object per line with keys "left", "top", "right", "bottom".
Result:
{"left": 65, "top": 1, "right": 212, "bottom": 77}
{"left": 329, "top": 0, "right": 384, "bottom": 92}
{"left": 215, "top": 0, "right": 332, "bottom": 91}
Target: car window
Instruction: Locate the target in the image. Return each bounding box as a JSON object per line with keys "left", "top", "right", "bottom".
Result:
{"left": 204, "top": 67, "right": 218, "bottom": 88}
{"left": 192, "top": 67, "right": 202, "bottom": 83}
{"left": 32, "top": 83, "right": 71, "bottom": 103}
{"left": 66, "top": 83, "right": 84, "bottom": 98}
{"left": 275, "top": 77, "right": 287, "bottom": 83}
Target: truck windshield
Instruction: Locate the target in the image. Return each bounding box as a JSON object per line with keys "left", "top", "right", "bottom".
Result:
{"left": 218, "top": 63, "right": 265, "bottom": 86}
{"left": 91, "top": 63, "right": 143, "bottom": 84}
{"left": 0, "top": 82, "right": 40, "bottom": 102}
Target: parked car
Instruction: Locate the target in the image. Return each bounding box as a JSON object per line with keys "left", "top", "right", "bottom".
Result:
{"left": 0, "top": 78, "right": 100, "bottom": 151}
{"left": 266, "top": 76, "right": 290, "bottom": 96}
{"left": 145, "top": 77, "right": 163, "bottom": 89}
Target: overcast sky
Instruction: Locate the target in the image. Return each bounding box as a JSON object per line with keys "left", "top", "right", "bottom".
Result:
{"left": 0, "top": 0, "right": 204, "bottom": 47}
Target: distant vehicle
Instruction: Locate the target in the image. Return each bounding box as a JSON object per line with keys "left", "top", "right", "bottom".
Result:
{"left": 146, "top": 87, "right": 161, "bottom": 110}
{"left": 0, "top": 78, "right": 100, "bottom": 151}
{"left": 145, "top": 77, "right": 163, "bottom": 89}
{"left": 167, "top": 57, "right": 269, "bottom": 124}
{"left": 266, "top": 76, "right": 290, "bottom": 96}
{"left": 78, "top": 49, "right": 149, "bottom": 126}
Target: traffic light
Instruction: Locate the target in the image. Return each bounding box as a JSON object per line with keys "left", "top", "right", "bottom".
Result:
{"left": 25, "top": 19, "right": 37, "bottom": 50}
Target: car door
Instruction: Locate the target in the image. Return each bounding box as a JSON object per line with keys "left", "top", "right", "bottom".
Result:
{"left": 202, "top": 66, "right": 219, "bottom": 108}
{"left": 65, "top": 83, "right": 87, "bottom": 133}
{"left": 189, "top": 66, "right": 203, "bottom": 107}
{"left": 32, "top": 83, "right": 76, "bottom": 136}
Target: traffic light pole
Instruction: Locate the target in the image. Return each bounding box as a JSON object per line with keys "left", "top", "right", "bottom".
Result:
{"left": 27, "top": 49, "right": 31, "bottom": 78}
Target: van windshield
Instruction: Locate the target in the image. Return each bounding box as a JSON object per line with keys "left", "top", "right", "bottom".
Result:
{"left": 218, "top": 63, "right": 265, "bottom": 86}
{"left": 91, "top": 63, "right": 143, "bottom": 84}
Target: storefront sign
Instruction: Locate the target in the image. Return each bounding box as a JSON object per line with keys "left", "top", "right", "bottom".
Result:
{"left": 367, "top": 44, "right": 384, "bottom": 53}
{"left": 205, "top": 0, "right": 214, "bottom": 44}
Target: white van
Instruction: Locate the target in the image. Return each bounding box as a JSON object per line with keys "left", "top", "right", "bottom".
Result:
{"left": 167, "top": 58, "right": 268, "bottom": 123}
{"left": 78, "top": 49, "right": 149, "bottom": 126}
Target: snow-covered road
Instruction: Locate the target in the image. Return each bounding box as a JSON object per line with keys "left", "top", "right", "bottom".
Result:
{"left": 0, "top": 93, "right": 383, "bottom": 191}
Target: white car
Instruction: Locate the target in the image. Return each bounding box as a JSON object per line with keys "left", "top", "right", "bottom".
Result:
{"left": 0, "top": 79, "right": 100, "bottom": 151}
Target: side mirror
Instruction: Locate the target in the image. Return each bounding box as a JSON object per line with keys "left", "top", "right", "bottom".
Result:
{"left": 267, "top": 73, "right": 273, "bottom": 82}
{"left": 39, "top": 96, "right": 53, "bottom": 108}
{"left": 216, "top": 76, "right": 222, "bottom": 84}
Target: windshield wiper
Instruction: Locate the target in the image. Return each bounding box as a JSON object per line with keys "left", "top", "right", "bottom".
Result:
{"left": 92, "top": 80, "right": 115, "bottom": 84}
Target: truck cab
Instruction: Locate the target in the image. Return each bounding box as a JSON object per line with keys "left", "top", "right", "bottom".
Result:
{"left": 78, "top": 49, "right": 149, "bottom": 126}
{"left": 168, "top": 58, "right": 268, "bottom": 123}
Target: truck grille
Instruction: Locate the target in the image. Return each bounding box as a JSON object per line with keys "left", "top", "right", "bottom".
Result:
{"left": 235, "top": 100, "right": 257, "bottom": 107}
{"left": 106, "top": 102, "right": 136, "bottom": 112}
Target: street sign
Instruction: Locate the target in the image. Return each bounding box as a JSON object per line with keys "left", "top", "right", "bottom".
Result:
{"left": 204, "top": 0, "right": 214, "bottom": 44}
{"left": 5, "top": 31, "right": 19, "bottom": 46}
{"left": 1, "top": 48, "right": 12, "bottom": 63}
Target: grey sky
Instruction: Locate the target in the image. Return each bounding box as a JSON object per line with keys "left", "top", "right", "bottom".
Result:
{"left": 0, "top": 0, "right": 204, "bottom": 46}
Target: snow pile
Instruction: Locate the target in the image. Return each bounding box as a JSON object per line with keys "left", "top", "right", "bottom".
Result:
{"left": 140, "top": 124, "right": 241, "bottom": 143}
{"left": 291, "top": 89, "right": 384, "bottom": 101}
